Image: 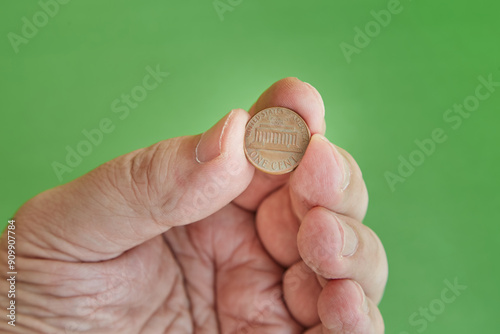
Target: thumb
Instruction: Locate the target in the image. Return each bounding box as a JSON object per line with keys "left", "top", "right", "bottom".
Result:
{"left": 15, "top": 109, "right": 254, "bottom": 261}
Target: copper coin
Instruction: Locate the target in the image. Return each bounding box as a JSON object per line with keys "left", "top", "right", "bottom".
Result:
{"left": 244, "top": 107, "right": 311, "bottom": 175}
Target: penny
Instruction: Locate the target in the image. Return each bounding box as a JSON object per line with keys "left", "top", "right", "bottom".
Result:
{"left": 244, "top": 107, "right": 311, "bottom": 175}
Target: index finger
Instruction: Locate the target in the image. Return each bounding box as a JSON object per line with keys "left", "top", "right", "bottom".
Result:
{"left": 233, "top": 77, "right": 326, "bottom": 211}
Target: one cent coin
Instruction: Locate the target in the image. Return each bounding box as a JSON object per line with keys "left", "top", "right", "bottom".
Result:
{"left": 244, "top": 107, "right": 311, "bottom": 175}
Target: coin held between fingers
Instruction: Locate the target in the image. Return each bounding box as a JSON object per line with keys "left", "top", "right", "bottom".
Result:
{"left": 244, "top": 107, "right": 311, "bottom": 175}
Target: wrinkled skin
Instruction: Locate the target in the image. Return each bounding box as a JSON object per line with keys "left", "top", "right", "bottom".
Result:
{"left": 0, "top": 78, "right": 387, "bottom": 333}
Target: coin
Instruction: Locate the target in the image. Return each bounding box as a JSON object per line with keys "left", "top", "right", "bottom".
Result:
{"left": 244, "top": 107, "right": 311, "bottom": 175}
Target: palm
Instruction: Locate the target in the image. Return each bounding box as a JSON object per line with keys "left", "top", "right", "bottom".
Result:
{"left": 57, "top": 188, "right": 299, "bottom": 334}
{"left": 159, "top": 198, "right": 300, "bottom": 333}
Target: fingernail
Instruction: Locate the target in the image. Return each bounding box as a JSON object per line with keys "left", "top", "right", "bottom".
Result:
{"left": 353, "top": 281, "right": 370, "bottom": 314}
{"left": 338, "top": 219, "right": 358, "bottom": 257}
{"left": 338, "top": 151, "right": 351, "bottom": 191}
{"left": 318, "top": 135, "right": 351, "bottom": 191}
{"left": 196, "top": 110, "right": 234, "bottom": 163}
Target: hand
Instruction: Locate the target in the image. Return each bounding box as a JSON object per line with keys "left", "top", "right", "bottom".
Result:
{"left": 0, "top": 78, "right": 387, "bottom": 333}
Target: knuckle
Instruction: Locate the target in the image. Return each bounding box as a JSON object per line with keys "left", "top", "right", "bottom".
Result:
{"left": 128, "top": 142, "right": 166, "bottom": 205}
{"left": 104, "top": 139, "right": 181, "bottom": 222}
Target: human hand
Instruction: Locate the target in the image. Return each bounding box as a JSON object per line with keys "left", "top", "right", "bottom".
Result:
{"left": 0, "top": 78, "right": 387, "bottom": 333}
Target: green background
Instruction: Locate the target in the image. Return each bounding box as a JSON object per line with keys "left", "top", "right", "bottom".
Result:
{"left": 1, "top": 0, "right": 499, "bottom": 332}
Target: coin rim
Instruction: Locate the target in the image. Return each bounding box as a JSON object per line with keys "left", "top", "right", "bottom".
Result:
{"left": 244, "top": 107, "right": 311, "bottom": 175}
